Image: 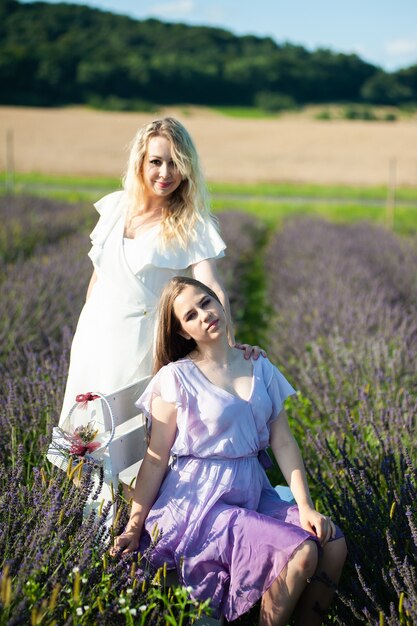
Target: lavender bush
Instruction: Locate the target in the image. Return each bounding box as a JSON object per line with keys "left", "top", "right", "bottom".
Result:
{"left": 265, "top": 218, "right": 417, "bottom": 625}
{"left": 0, "top": 196, "right": 92, "bottom": 264}
{"left": 0, "top": 235, "right": 90, "bottom": 360}
{"left": 0, "top": 449, "right": 210, "bottom": 625}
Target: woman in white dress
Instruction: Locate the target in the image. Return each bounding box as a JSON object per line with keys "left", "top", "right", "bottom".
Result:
{"left": 59, "top": 118, "right": 260, "bottom": 424}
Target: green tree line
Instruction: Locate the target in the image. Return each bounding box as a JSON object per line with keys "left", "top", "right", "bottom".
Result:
{"left": 1, "top": 0, "right": 417, "bottom": 108}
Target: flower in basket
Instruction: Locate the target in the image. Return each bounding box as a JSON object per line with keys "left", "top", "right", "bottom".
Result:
{"left": 47, "top": 391, "right": 108, "bottom": 474}
{"left": 69, "top": 423, "right": 101, "bottom": 457}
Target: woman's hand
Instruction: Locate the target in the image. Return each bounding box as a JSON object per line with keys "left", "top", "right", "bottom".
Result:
{"left": 234, "top": 343, "right": 267, "bottom": 360}
{"left": 298, "top": 505, "right": 336, "bottom": 546}
{"left": 110, "top": 530, "right": 140, "bottom": 556}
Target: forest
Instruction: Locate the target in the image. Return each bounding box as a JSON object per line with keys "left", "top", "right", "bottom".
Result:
{"left": 1, "top": 0, "right": 417, "bottom": 108}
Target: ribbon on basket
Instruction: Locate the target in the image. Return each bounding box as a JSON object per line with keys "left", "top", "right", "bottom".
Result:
{"left": 47, "top": 391, "right": 116, "bottom": 474}
{"left": 75, "top": 392, "right": 100, "bottom": 409}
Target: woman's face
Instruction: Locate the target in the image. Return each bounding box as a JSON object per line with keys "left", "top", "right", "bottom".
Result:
{"left": 142, "top": 135, "right": 183, "bottom": 200}
{"left": 173, "top": 285, "right": 226, "bottom": 344}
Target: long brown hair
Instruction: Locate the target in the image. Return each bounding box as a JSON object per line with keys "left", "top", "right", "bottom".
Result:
{"left": 153, "top": 276, "right": 222, "bottom": 374}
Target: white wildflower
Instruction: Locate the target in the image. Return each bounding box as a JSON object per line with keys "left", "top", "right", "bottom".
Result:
{"left": 76, "top": 607, "right": 83, "bottom": 616}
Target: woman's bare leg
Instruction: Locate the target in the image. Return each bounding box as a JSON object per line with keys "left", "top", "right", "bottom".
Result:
{"left": 293, "top": 537, "right": 347, "bottom": 626}
{"left": 259, "top": 540, "right": 318, "bottom": 626}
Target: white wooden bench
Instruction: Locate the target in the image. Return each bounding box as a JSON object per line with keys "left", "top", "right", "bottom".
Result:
{"left": 50, "top": 377, "right": 294, "bottom": 626}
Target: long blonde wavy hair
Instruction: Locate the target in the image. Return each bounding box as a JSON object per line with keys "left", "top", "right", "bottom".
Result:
{"left": 123, "top": 118, "right": 214, "bottom": 248}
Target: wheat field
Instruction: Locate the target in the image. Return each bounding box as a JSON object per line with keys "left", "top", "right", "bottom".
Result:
{"left": 1, "top": 105, "right": 417, "bottom": 186}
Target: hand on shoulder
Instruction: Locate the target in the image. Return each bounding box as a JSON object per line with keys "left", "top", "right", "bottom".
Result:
{"left": 234, "top": 343, "right": 267, "bottom": 360}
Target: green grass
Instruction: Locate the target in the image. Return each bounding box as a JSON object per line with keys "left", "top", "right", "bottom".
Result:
{"left": 210, "top": 102, "right": 417, "bottom": 120}
{"left": 4, "top": 171, "right": 417, "bottom": 202}
{"left": 2, "top": 171, "right": 120, "bottom": 189}
{"left": 2, "top": 171, "right": 416, "bottom": 234}
{"left": 1, "top": 171, "right": 122, "bottom": 202}
{"left": 212, "top": 197, "right": 417, "bottom": 234}
{"left": 209, "top": 180, "right": 417, "bottom": 202}
{"left": 211, "top": 106, "right": 277, "bottom": 119}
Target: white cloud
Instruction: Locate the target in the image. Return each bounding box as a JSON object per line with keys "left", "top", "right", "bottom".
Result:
{"left": 385, "top": 37, "right": 417, "bottom": 58}
{"left": 148, "top": 0, "right": 195, "bottom": 18}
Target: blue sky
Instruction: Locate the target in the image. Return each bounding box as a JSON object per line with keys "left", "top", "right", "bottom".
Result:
{"left": 22, "top": 0, "right": 417, "bottom": 71}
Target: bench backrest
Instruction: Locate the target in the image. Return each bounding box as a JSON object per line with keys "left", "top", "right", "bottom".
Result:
{"left": 100, "top": 378, "right": 152, "bottom": 430}
{"left": 93, "top": 376, "right": 152, "bottom": 477}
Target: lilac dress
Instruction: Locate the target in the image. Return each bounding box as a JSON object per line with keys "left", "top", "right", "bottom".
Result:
{"left": 136, "top": 356, "right": 337, "bottom": 621}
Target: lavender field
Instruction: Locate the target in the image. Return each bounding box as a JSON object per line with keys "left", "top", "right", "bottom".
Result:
{"left": 0, "top": 195, "right": 416, "bottom": 625}
{"left": 265, "top": 219, "right": 417, "bottom": 625}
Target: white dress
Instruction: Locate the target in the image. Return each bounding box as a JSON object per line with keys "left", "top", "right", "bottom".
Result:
{"left": 59, "top": 191, "right": 226, "bottom": 425}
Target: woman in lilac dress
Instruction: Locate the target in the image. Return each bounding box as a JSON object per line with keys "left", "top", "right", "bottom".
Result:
{"left": 113, "top": 276, "right": 347, "bottom": 625}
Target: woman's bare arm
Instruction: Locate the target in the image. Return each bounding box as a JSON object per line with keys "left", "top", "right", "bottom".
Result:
{"left": 111, "top": 396, "right": 178, "bottom": 554}
{"left": 270, "top": 409, "right": 335, "bottom": 544}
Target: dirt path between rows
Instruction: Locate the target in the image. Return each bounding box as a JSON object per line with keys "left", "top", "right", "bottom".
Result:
{"left": 1, "top": 106, "right": 417, "bottom": 186}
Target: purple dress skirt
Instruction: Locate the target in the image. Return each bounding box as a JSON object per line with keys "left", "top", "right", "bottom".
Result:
{"left": 136, "top": 356, "right": 343, "bottom": 621}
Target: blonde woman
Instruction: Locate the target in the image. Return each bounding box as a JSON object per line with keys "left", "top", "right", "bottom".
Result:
{"left": 59, "top": 118, "right": 262, "bottom": 424}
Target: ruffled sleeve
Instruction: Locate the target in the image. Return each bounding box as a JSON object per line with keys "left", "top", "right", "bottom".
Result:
{"left": 89, "top": 190, "right": 126, "bottom": 248}
{"left": 184, "top": 217, "right": 226, "bottom": 266}
{"left": 135, "top": 364, "right": 185, "bottom": 431}
{"left": 264, "top": 358, "right": 296, "bottom": 423}
{"left": 126, "top": 216, "right": 226, "bottom": 273}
